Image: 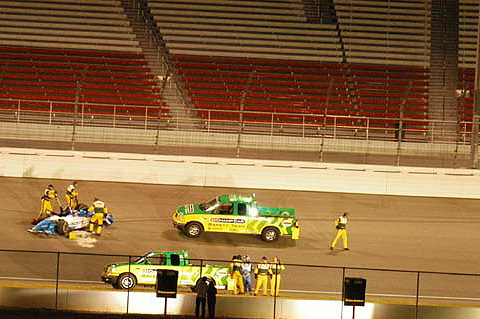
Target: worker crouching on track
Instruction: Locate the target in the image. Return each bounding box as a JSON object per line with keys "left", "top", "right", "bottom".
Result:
{"left": 254, "top": 257, "right": 270, "bottom": 296}
{"left": 269, "top": 256, "right": 285, "bottom": 297}
{"left": 38, "top": 184, "right": 59, "bottom": 222}
{"left": 230, "top": 255, "right": 244, "bottom": 295}
{"left": 89, "top": 198, "right": 107, "bottom": 235}
{"left": 65, "top": 181, "right": 78, "bottom": 209}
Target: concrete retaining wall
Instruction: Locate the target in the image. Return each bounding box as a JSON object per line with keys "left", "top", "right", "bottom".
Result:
{"left": 1, "top": 147, "right": 479, "bottom": 199}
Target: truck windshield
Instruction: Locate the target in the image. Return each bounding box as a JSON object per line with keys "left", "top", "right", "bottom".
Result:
{"left": 199, "top": 198, "right": 219, "bottom": 212}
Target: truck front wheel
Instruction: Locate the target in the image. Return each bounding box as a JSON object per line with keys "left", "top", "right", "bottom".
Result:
{"left": 184, "top": 222, "right": 203, "bottom": 238}
{"left": 261, "top": 227, "right": 280, "bottom": 242}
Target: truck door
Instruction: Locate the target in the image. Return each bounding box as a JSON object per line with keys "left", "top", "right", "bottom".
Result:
{"left": 231, "top": 202, "right": 248, "bottom": 233}
{"left": 207, "top": 202, "right": 235, "bottom": 232}
{"left": 143, "top": 253, "right": 167, "bottom": 284}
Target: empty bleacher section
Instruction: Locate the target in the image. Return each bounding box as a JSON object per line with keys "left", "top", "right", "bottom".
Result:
{"left": 0, "top": 0, "right": 168, "bottom": 128}
{"left": 150, "top": 0, "right": 429, "bottom": 138}
{"left": 334, "top": 0, "right": 431, "bottom": 67}
{"left": 148, "top": 0, "right": 341, "bottom": 62}
{"left": 457, "top": 0, "right": 479, "bottom": 129}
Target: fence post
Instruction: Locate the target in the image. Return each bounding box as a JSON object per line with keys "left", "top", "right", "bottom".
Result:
{"left": 55, "top": 252, "right": 60, "bottom": 311}
{"left": 208, "top": 110, "right": 211, "bottom": 133}
{"left": 127, "top": 255, "right": 131, "bottom": 315}
{"left": 366, "top": 118, "right": 370, "bottom": 140}
{"left": 145, "top": 107, "right": 148, "bottom": 130}
{"left": 49, "top": 102, "right": 53, "bottom": 125}
{"left": 341, "top": 267, "right": 345, "bottom": 319}
{"left": 415, "top": 272, "right": 420, "bottom": 319}
{"left": 17, "top": 100, "right": 20, "bottom": 123}
{"left": 302, "top": 115, "right": 305, "bottom": 138}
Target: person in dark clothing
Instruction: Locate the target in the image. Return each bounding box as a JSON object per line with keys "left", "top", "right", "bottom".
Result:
{"left": 207, "top": 280, "right": 217, "bottom": 319}
{"left": 195, "top": 276, "right": 208, "bottom": 319}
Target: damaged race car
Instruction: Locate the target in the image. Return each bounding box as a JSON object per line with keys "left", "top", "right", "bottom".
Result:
{"left": 28, "top": 206, "right": 114, "bottom": 237}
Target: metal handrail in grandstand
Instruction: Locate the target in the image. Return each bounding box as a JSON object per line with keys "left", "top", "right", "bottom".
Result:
{"left": 0, "top": 97, "right": 472, "bottom": 145}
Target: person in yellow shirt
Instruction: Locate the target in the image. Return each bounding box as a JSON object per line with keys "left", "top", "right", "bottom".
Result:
{"left": 330, "top": 212, "right": 349, "bottom": 250}
{"left": 38, "top": 184, "right": 58, "bottom": 221}
{"left": 65, "top": 181, "right": 78, "bottom": 209}
{"left": 230, "top": 255, "right": 244, "bottom": 295}
{"left": 254, "top": 257, "right": 270, "bottom": 296}
{"left": 88, "top": 198, "right": 107, "bottom": 235}
{"left": 269, "top": 256, "right": 285, "bottom": 297}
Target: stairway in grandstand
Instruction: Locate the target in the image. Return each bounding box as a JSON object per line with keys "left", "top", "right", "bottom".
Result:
{"left": 0, "top": 0, "right": 169, "bottom": 128}
{"left": 458, "top": 0, "right": 479, "bottom": 134}
{"left": 148, "top": 0, "right": 431, "bottom": 140}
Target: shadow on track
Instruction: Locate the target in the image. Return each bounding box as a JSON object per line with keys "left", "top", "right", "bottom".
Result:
{"left": 162, "top": 229, "right": 297, "bottom": 249}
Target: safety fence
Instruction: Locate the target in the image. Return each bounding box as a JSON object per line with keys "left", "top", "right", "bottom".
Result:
{"left": 0, "top": 97, "right": 479, "bottom": 168}
{"left": 0, "top": 249, "right": 479, "bottom": 319}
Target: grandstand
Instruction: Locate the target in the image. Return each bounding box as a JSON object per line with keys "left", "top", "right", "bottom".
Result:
{"left": 152, "top": 0, "right": 431, "bottom": 139}
{"left": 0, "top": 0, "right": 478, "bottom": 165}
{"left": 0, "top": 0, "right": 168, "bottom": 128}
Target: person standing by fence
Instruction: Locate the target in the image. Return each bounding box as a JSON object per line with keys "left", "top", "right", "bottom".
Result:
{"left": 269, "top": 256, "right": 285, "bottom": 297}
{"left": 254, "top": 257, "right": 270, "bottom": 296}
{"left": 207, "top": 279, "right": 217, "bottom": 319}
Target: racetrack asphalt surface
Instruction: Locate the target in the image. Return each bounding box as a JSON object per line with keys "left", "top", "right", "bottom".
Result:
{"left": 1, "top": 176, "right": 480, "bottom": 305}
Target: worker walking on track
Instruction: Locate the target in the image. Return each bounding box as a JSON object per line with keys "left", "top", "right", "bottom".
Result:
{"left": 254, "top": 257, "right": 270, "bottom": 296}
{"left": 65, "top": 181, "right": 78, "bottom": 209}
{"left": 269, "top": 256, "right": 285, "bottom": 297}
{"left": 89, "top": 198, "right": 107, "bottom": 235}
{"left": 230, "top": 255, "right": 244, "bottom": 295}
{"left": 330, "top": 212, "right": 350, "bottom": 250}
{"left": 38, "top": 184, "right": 59, "bottom": 221}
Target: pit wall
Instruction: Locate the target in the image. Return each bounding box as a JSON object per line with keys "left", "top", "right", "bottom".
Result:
{"left": 1, "top": 286, "right": 480, "bottom": 319}
{"left": 0, "top": 147, "right": 479, "bottom": 199}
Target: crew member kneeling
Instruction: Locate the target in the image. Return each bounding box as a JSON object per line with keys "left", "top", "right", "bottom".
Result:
{"left": 89, "top": 198, "right": 107, "bottom": 235}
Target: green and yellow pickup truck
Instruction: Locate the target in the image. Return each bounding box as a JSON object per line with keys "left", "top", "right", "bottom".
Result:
{"left": 102, "top": 250, "right": 231, "bottom": 290}
{"left": 172, "top": 193, "right": 299, "bottom": 242}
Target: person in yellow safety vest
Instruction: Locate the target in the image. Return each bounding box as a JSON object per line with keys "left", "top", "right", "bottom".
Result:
{"left": 330, "top": 212, "right": 349, "bottom": 250}
{"left": 254, "top": 257, "right": 270, "bottom": 296}
{"left": 38, "top": 184, "right": 58, "bottom": 221}
{"left": 269, "top": 256, "right": 285, "bottom": 297}
{"left": 65, "top": 181, "right": 78, "bottom": 209}
{"left": 230, "top": 255, "right": 244, "bottom": 295}
{"left": 89, "top": 198, "right": 107, "bottom": 235}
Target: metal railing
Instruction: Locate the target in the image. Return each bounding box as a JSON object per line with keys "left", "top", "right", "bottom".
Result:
{"left": 0, "top": 248, "right": 479, "bottom": 319}
{"left": 1, "top": 97, "right": 479, "bottom": 168}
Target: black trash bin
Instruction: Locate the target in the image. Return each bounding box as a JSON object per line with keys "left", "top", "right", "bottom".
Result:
{"left": 395, "top": 123, "right": 406, "bottom": 141}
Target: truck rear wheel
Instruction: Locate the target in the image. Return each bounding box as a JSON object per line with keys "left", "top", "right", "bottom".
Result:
{"left": 184, "top": 222, "right": 203, "bottom": 238}
{"left": 261, "top": 227, "right": 280, "bottom": 242}
{"left": 118, "top": 273, "right": 137, "bottom": 289}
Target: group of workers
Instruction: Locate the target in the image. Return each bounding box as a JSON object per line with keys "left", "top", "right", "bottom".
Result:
{"left": 37, "top": 181, "right": 109, "bottom": 235}
{"left": 230, "top": 255, "right": 285, "bottom": 297}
